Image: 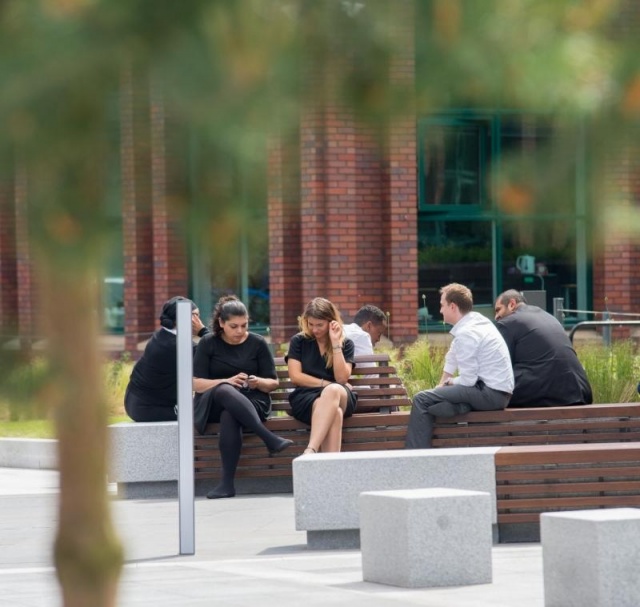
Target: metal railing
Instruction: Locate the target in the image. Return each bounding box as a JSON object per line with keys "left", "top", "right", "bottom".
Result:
{"left": 553, "top": 298, "right": 640, "bottom": 345}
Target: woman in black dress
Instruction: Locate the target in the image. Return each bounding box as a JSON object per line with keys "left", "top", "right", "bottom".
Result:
{"left": 193, "top": 295, "right": 293, "bottom": 499}
{"left": 124, "top": 296, "right": 209, "bottom": 422}
{"left": 286, "top": 298, "right": 357, "bottom": 454}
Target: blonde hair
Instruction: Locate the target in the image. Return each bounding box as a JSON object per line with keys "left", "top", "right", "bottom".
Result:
{"left": 299, "top": 297, "right": 344, "bottom": 368}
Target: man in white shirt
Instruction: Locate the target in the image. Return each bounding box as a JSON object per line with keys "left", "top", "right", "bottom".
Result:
{"left": 405, "top": 283, "right": 514, "bottom": 449}
{"left": 343, "top": 305, "right": 387, "bottom": 356}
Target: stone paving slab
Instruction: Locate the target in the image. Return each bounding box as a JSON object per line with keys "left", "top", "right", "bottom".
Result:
{"left": 0, "top": 468, "right": 545, "bottom": 607}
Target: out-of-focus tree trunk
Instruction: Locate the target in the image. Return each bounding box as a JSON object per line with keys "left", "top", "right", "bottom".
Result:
{"left": 40, "top": 265, "right": 123, "bottom": 607}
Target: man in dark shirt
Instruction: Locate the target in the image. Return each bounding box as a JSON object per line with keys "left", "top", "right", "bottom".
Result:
{"left": 494, "top": 290, "right": 593, "bottom": 407}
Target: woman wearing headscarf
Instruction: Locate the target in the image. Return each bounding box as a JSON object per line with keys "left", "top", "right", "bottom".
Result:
{"left": 124, "top": 296, "right": 208, "bottom": 422}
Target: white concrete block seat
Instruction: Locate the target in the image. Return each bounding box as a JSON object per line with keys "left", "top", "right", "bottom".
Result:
{"left": 360, "top": 488, "right": 493, "bottom": 588}
{"left": 542, "top": 508, "right": 640, "bottom": 607}
{"left": 292, "top": 448, "right": 499, "bottom": 549}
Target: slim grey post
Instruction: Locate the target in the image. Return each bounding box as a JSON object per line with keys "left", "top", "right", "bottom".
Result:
{"left": 553, "top": 297, "right": 564, "bottom": 323}
{"left": 602, "top": 310, "right": 611, "bottom": 347}
{"left": 177, "top": 301, "right": 195, "bottom": 555}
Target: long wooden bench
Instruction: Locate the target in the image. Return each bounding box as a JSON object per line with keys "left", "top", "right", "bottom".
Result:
{"left": 193, "top": 354, "right": 411, "bottom": 492}
{"left": 495, "top": 442, "right": 640, "bottom": 542}
{"left": 433, "top": 403, "right": 640, "bottom": 448}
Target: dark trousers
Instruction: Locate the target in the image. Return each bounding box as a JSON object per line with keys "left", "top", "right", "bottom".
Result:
{"left": 405, "top": 382, "right": 510, "bottom": 449}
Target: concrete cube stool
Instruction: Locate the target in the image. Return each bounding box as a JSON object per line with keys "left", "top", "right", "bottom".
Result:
{"left": 541, "top": 508, "right": 640, "bottom": 607}
{"left": 359, "top": 487, "right": 493, "bottom": 588}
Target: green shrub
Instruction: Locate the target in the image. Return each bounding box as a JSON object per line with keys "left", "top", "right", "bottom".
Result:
{"left": 103, "top": 354, "right": 133, "bottom": 417}
{"left": 577, "top": 341, "right": 640, "bottom": 404}
{"left": 394, "top": 338, "right": 449, "bottom": 400}
{"left": 0, "top": 354, "right": 133, "bottom": 423}
{"left": 0, "top": 357, "right": 53, "bottom": 422}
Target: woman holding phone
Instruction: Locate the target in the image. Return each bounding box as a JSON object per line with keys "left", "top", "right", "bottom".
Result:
{"left": 193, "top": 295, "right": 293, "bottom": 499}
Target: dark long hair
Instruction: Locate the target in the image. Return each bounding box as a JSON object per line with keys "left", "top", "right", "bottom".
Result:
{"left": 159, "top": 296, "right": 197, "bottom": 329}
{"left": 211, "top": 295, "right": 248, "bottom": 337}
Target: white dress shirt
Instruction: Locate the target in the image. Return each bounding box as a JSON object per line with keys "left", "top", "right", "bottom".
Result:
{"left": 343, "top": 323, "right": 374, "bottom": 357}
{"left": 445, "top": 311, "right": 514, "bottom": 393}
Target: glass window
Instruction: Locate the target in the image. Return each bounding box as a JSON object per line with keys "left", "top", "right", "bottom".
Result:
{"left": 419, "top": 119, "right": 491, "bottom": 209}
{"left": 418, "top": 112, "right": 589, "bottom": 330}
{"left": 418, "top": 220, "right": 494, "bottom": 328}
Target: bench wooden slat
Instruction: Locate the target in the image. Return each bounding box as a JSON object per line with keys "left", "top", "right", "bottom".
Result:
{"left": 434, "top": 431, "right": 640, "bottom": 448}
{"left": 435, "top": 419, "right": 640, "bottom": 436}
{"left": 439, "top": 403, "right": 640, "bottom": 424}
{"left": 497, "top": 465, "right": 640, "bottom": 482}
{"left": 498, "top": 501, "right": 640, "bottom": 525}
{"left": 494, "top": 442, "right": 640, "bottom": 536}
{"left": 496, "top": 480, "right": 639, "bottom": 496}
{"left": 498, "top": 495, "right": 640, "bottom": 510}
{"left": 495, "top": 442, "right": 640, "bottom": 466}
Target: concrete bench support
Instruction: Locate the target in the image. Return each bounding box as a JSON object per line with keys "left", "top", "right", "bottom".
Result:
{"left": 108, "top": 421, "right": 178, "bottom": 498}
{"left": 360, "top": 488, "right": 493, "bottom": 588}
{"left": 541, "top": 508, "right": 640, "bottom": 607}
{"left": 293, "top": 448, "right": 499, "bottom": 549}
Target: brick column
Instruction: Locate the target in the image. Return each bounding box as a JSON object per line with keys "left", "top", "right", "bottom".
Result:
{"left": 121, "top": 65, "right": 155, "bottom": 354}
{"left": 0, "top": 154, "right": 17, "bottom": 344}
{"left": 268, "top": 132, "right": 302, "bottom": 348}
{"left": 593, "top": 148, "right": 640, "bottom": 339}
{"left": 15, "top": 164, "right": 37, "bottom": 350}
{"left": 150, "top": 78, "right": 189, "bottom": 318}
{"left": 268, "top": 0, "right": 418, "bottom": 346}
{"left": 382, "top": 0, "right": 417, "bottom": 344}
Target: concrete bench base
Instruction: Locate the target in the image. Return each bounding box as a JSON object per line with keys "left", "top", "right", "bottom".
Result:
{"left": 293, "top": 448, "right": 499, "bottom": 549}
{"left": 108, "top": 421, "right": 295, "bottom": 498}
{"left": 115, "top": 477, "right": 293, "bottom": 499}
{"left": 0, "top": 438, "right": 57, "bottom": 470}
{"left": 360, "top": 488, "right": 493, "bottom": 588}
{"left": 542, "top": 508, "right": 640, "bottom": 607}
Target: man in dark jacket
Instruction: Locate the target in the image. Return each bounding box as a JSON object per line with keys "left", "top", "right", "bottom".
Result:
{"left": 494, "top": 290, "right": 593, "bottom": 407}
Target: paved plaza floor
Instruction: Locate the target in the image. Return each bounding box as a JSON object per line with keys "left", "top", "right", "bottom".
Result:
{"left": 0, "top": 467, "right": 545, "bottom": 607}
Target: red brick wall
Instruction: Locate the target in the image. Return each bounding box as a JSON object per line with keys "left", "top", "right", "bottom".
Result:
{"left": 0, "top": 159, "right": 17, "bottom": 339}
{"left": 383, "top": 0, "right": 418, "bottom": 343}
{"left": 149, "top": 79, "right": 189, "bottom": 322}
{"left": 14, "top": 164, "right": 37, "bottom": 350}
{"left": 121, "top": 68, "right": 189, "bottom": 354}
{"left": 121, "top": 65, "right": 155, "bottom": 353}
{"left": 268, "top": 0, "right": 417, "bottom": 347}
{"left": 268, "top": 133, "right": 302, "bottom": 349}
{"left": 592, "top": 148, "right": 640, "bottom": 339}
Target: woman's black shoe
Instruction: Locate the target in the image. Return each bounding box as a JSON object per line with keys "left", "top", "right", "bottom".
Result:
{"left": 268, "top": 438, "right": 294, "bottom": 455}
{"left": 206, "top": 487, "right": 236, "bottom": 499}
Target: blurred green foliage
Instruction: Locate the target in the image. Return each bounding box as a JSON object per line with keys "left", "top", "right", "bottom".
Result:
{"left": 1, "top": 0, "right": 640, "bottom": 399}
{"left": 577, "top": 340, "right": 640, "bottom": 404}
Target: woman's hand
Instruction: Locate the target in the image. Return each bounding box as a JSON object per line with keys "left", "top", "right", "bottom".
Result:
{"left": 230, "top": 372, "right": 249, "bottom": 389}
{"left": 329, "top": 320, "right": 342, "bottom": 346}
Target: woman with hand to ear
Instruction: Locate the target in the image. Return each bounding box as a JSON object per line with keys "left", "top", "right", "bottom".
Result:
{"left": 286, "top": 297, "right": 357, "bottom": 454}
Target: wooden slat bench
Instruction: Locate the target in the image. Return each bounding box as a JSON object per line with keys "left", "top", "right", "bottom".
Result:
{"left": 193, "top": 353, "right": 412, "bottom": 493}
{"left": 495, "top": 442, "right": 640, "bottom": 542}
{"left": 433, "top": 403, "right": 640, "bottom": 448}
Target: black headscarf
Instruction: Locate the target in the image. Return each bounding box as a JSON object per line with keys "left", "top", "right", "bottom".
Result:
{"left": 159, "top": 296, "right": 197, "bottom": 329}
